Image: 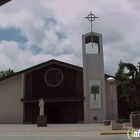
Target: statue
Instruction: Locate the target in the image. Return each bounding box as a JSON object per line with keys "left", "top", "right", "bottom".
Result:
{"left": 37, "top": 99, "right": 47, "bottom": 127}
{"left": 39, "top": 99, "right": 45, "bottom": 116}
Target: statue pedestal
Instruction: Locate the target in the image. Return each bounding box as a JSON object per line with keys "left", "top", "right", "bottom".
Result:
{"left": 37, "top": 115, "right": 47, "bottom": 127}
{"left": 110, "top": 120, "right": 123, "bottom": 130}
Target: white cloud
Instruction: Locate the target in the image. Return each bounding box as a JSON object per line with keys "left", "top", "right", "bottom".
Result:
{"left": 0, "top": 0, "right": 140, "bottom": 75}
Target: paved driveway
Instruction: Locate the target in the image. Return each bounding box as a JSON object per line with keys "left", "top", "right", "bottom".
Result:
{"left": 0, "top": 124, "right": 129, "bottom": 140}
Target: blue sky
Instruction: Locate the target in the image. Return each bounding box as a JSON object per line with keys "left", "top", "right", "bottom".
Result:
{"left": 0, "top": 27, "right": 27, "bottom": 43}
{"left": 0, "top": 0, "right": 140, "bottom": 75}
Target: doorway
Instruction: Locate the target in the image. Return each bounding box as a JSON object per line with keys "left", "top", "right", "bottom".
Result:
{"left": 30, "top": 103, "right": 61, "bottom": 124}
{"left": 24, "top": 102, "right": 79, "bottom": 124}
{"left": 46, "top": 105, "right": 61, "bottom": 123}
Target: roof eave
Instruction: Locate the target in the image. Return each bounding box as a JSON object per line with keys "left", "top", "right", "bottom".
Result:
{"left": 0, "top": 59, "right": 120, "bottom": 83}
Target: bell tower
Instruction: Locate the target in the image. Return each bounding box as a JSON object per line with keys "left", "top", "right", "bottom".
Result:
{"left": 82, "top": 12, "right": 107, "bottom": 122}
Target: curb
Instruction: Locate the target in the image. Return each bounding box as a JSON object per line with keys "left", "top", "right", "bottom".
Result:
{"left": 100, "top": 131, "right": 128, "bottom": 135}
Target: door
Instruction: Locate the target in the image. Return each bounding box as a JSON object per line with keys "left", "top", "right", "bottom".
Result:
{"left": 46, "top": 105, "right": 61, "bottom": 123}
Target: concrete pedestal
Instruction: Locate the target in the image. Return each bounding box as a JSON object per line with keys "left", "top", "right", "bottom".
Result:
{"left": 37, "top": 115, "right": 47, "bottom": 127}
{"left": 110, "top": 120, "right": 123, "bottom": 130}
{"left": 130, "top": 114, "right": 140, "bottom": 128}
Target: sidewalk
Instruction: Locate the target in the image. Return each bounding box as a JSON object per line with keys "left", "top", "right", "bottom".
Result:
{"left": 0, "top": 123, "right": 109, "bottom": 133}
{"left": 0, "top": 124, "right": 128, "bottom": 140}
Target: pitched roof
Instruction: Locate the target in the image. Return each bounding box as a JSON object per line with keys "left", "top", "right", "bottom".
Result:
{"left": 0, "top": 0, "right": 11, "bottom": 6}
{"left": 0, "top": 59, "right": 118, "bottom": 82}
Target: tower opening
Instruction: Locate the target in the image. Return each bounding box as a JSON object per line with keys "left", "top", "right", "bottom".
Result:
{"left": 85, "top": 35, "right": 100, "bottom": 54}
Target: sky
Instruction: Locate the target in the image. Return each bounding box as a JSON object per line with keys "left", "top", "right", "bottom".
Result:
{"left": 0, "top": 0, "right": 140, "bottom": 75}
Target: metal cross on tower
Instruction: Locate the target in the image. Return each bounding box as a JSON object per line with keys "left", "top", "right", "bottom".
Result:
{"left": 84, "top": 11, "right": 98, "bottom": 48}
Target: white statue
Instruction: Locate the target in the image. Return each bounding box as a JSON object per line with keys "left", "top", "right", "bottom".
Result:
{"left": 39, "top": 99, "right": 45, "bottom": 116}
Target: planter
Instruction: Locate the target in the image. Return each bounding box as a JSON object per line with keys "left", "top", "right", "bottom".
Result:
{"left": 130, "top": 114, "right": 140, "bottom": 128}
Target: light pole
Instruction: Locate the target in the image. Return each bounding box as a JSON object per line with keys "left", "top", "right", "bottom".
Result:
{"left": 107, "top": 77, "right": 115, "bottom": 120}
{"left": 0, "top": 0, "right": 11, "bottom": 7}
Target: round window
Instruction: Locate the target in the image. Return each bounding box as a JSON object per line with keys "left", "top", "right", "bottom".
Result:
{"left": 44, "top": 68, "right": 63, "bottom": 87}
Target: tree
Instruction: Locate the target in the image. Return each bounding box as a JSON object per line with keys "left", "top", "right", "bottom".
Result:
{"left": 0, "top": 68, "right": 15, "bottom": 79}
{"left": 115, "top": 60, "right": 140, "bottom": 119}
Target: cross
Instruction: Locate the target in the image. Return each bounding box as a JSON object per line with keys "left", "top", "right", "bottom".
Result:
{"left": 84, "top": 11, "right": 98, "bottom": 48}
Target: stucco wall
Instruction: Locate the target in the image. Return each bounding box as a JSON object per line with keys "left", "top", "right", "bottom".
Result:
{"left": 105, "top": 80, "right": 118, "bottom": 120}
{"left": 84, "top": 54, "right": 107, "bottom": 122}
{"left": 0, "top": 74, "right": 23, "bottom": 123}
{"left": 82, "top": 32, "right": 107, "bottom": 123}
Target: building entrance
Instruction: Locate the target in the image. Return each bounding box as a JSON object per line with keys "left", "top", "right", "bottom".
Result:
{"left": 24, "top": 102, "right": 81, "bottom": 124}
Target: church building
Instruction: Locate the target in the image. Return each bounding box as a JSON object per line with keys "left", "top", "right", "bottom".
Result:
{"left": 0, "top": 32, "right": 120, "bottom": 124}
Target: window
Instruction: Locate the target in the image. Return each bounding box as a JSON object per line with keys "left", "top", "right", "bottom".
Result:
{"left": 44, "top": 68, "right": 63, "bottom": 87}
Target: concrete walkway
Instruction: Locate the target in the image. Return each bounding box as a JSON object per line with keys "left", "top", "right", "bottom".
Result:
{"left": 0, "top": 124, "right": 129, "bottom": 140}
